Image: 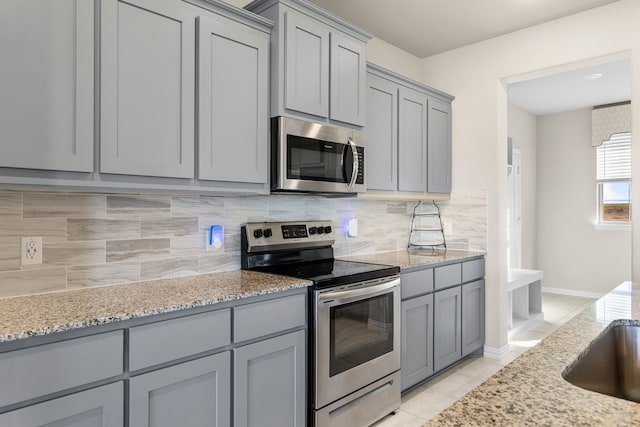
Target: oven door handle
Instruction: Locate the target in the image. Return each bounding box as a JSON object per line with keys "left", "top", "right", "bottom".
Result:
{"left": 318, "top": 278, "right": 400, "bottom": 305}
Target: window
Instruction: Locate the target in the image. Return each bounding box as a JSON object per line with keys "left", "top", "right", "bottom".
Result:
{"left": 596, "top": 132, "right": 631, "bottom": 223}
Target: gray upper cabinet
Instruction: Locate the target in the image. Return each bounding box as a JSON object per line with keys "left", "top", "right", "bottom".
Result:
{"left": 197, "top": 13, "right": 269, "bottom": 184}
{"left": 246, "top": 0, "right": 371, "bottom": 128}
{"left": 398, "top": 87, "right": 428, "bottom": 192}
{"left": 427, "top": 98, "right": 452, "bottom": 193}
{"left": 329, "top": 32, "right": 367, "bottom": 126}
{"left": 0, "top": 382, "right": 123, "bottom": 427}
{"left": 284, "top": 9, "right": 330, "bottom": 118}
{"left": 462, "top": 279, "right": 485, "bottom": 356}
{"left": 365, "top": 64, "right": 454, "bottom": 194}
{"left": 366, "top": 74, "right": 398, "bottom": 191}
{"left": 129, "top": 353, "right": 231, "bottom": 427}
{"left": 100, "top": 0, "right": 196, "bottom": 179}
{"left": 0, "top": 0, "right": 94, "bottom": 172}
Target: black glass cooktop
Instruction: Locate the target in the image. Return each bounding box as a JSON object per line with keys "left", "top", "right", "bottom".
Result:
{"left": 256, "top": 259, "right": 400, "bottom": 288}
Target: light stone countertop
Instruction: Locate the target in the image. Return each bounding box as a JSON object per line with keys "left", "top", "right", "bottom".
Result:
{"left": 425, "top": 281, "right": 640, "bottom": 426}
{"left": 338, "top": 249, "right": 485, "bottom": 271}
{"left": 0, "top": 270, "right": 312, "bottom": 343}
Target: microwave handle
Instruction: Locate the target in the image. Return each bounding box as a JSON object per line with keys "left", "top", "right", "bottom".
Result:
{"left": 346, "top": 138, "right": 359, "bottom": 191}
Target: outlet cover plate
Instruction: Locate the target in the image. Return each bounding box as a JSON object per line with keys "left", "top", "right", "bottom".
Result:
{"left": 21, "top": 236, "right": 43, "bottom": 266}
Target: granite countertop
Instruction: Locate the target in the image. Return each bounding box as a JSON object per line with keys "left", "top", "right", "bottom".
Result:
{"left": 0, "top": 270, "right": 312, "bottom": 343}
{"left": 426, "top": 282, "right": 640, "bottom": 426}
{"left": 338, "top": 249, "right": 484, "bottom": 271}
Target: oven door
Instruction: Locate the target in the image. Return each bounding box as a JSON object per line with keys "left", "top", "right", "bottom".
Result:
{"left": 314, "top": 276, "right": 400, "bottom": 409}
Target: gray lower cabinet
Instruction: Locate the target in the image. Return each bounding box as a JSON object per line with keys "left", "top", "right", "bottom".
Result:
{"left": 433, "top": 285, "right": 462, "bottom": 373}
{"left": 462, "top": 279, "right": 485, "bottom": 357}
{"left": 400, "top": 258, "right": 485, "bottom": 390}
{"left": 234, "top": 330, "right": 306, "bottom": 427}
{"left": 401, "top": 293, "right": 434, "bottom": 390}
{"left": 0, "top": 0, "right": 94, "bottom": 172}
{"left": 0, "top": 382, "right": 123, "bottom": 427}
{"left": 129, "top": 352, "right": 231, "bottom": 427}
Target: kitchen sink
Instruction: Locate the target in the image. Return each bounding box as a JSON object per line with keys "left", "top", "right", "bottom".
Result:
{"left": 563, "top": 322, "right": 640, "bottom": 402}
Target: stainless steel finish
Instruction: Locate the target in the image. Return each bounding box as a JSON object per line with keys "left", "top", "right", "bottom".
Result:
{"left": 273, "top": 116, "right": 366, "bottom": 193}
{"left": 564, "top": 323, "right": 640, "bottom": 402}
{"left": 315, "top": 276, "right": 401, "bottom": 409}
{"left": 318, "top": 279, "right": 399, "bottom": 305}
{"left": 243, "top": 221, "right": 335, "bottom": 253}
{"left": 314, "top": 371, "right": 401, "bottom": 427}
{"left": 346, "top": 137, "right": 359, "bottom": 191}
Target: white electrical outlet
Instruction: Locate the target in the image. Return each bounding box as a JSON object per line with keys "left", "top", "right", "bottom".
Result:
{"left": 21, "top": 236, "right": 42, "bottom": 266}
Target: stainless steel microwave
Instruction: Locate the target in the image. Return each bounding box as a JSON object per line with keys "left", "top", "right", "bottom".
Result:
{"left": 271, "top": 116, "right": 365, "bottom": 194}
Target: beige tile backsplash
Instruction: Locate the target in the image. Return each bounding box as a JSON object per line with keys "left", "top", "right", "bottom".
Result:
{"left": 0, "top": 189, "right": 487, "bottom": 298}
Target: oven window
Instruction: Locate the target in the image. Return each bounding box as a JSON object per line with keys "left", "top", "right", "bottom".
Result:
{"left": 329, "top": 293, "right": 394, "bottom": 377}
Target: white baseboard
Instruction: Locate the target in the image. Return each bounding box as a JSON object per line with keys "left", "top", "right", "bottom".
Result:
{"left": 483, "top": 344, "right": 510, "bottom": 359}
{"left": 542, "top": 287, "right": 605, "bottom": 299}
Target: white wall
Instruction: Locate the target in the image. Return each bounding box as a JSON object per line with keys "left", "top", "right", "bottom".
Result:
{"left": 366, "top": 38, "right": 423, "bottom": 81}
{"left": 508, "top": 104, "right": 537, "bottom": 269}
{"left": 421, "top": 0, "right": 640, "bottom": 352}
{"left": 537, "top": 109, "right": 631, "bottom": 294}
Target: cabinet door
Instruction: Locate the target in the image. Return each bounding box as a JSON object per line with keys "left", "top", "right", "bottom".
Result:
{"left": 398, "top": 87, "right": 428, "bottom": 192}
{"left": 101, "top": 0, "right": 195, "bottom": 178}
{"left": 462, "top": 279, "right": 485, "bottom": 356}
{"left": 330, "top": 32, "right": 366, "bottom": 126}
{"left": 197, "top": 14, "right": 269, "bottom": 184}
{"left": 129, "top": 353, "right": 231, "bottom": 427}
{"left": 434, "top": 285, "right": 462, "bottom": 372}
{"left": 0, "top": 0, "right": 93, "bottom": 172}
{"left": 0, "top": 382, "right": 123, "bottom": 427}
{"left": 401, "top": 294, "right": 434, "bottom": 390}
{"left": 234, "top": 330, "right": 305, "bottom": 427}
{"left": 366, "top": 74, "right": 398, "bottom": 191}
{"left": 427, "top": 97, "right": 452, "bottom": 193}
{"left": 284, "top": 10, "right": 330, "bottom": 118}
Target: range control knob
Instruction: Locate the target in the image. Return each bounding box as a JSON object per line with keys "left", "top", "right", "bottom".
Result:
{"left": 263, "top": 228, "right": 273, "bottom": 238}
{"left": 309, "top": 226, "right": 317, "bottom": 235}
{"left": 324, "top": 226, "right": 332, "bottom": 234}
{"left": 253, "top": 229, "right": 263, "bottom": 239}
{"left": 317, "top": 227, "right": 325, "bottom": 234}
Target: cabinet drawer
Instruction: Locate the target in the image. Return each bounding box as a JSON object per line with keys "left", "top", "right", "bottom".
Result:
{"left": 0, "top": 331, "right": 123, "bottom": 408}
{"left": 402, "top": 268, "right": 434, "bottom": 299}
{"left": 129, "top": 309, "right": 231, "bottom": 371}
{"left": 234, "top": 293, "right": 306, "bottom": 343}
{"left": 462, "top": 259, "right": 485, "bottom": 282}
{"left": 434, "top": 263, "right": 462, "bottom": 290}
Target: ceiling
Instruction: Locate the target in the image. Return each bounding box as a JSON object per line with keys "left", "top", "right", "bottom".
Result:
{"left": 508, "top": 59, "right": 631, "bottom": 115}
{"left": 304, "top": 0, "right": 628, "bottom": 115}
{"left": 307, "top": 0, "right": 621, "bottom": 58}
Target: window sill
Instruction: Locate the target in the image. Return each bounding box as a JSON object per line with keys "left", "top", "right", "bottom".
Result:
{"left": 594, "top": 223, "right": 632, "bottom": 231}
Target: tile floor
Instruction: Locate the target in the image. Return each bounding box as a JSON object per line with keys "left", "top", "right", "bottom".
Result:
{"left": 373, "top": 293, "right": 597, "bottom": 426}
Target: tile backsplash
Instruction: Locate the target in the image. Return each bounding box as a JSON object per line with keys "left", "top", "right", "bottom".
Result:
{"left": 0, "top": 189, "right": 487, "bottom": 298}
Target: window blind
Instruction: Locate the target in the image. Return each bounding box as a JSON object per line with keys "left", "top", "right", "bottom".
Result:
{"left": 596, "top": 132, "right": 632, "bottom": 181}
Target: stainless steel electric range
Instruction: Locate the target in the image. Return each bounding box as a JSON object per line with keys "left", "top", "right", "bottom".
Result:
{"left": 241, "top": 221, "right": 401, "bottom": 427}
